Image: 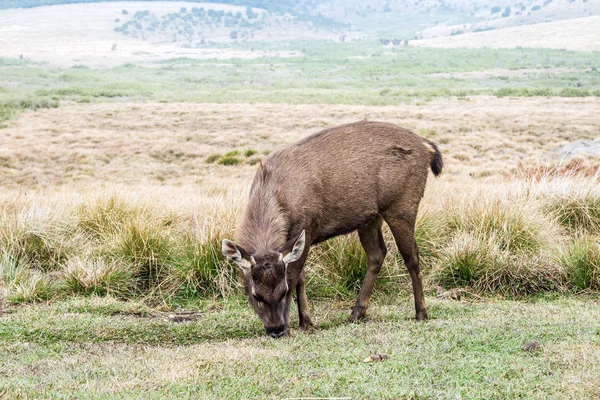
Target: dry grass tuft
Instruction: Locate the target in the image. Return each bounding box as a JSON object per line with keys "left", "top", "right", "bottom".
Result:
{"left": 63, "top": 257, "right": 132, "bottom": 297}
{"left": 558, "top": 237, "right": 600, "bottom": 291}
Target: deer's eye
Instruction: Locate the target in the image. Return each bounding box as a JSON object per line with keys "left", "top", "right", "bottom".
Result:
{"left": 253, "top": 294, "right": 266, "bottom": 306}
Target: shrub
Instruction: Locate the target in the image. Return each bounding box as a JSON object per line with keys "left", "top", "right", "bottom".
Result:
{"left": 415, "top": 210, "right": 449, "bottom": 260}
{"left": 423, "top": 189, "right": 566, "bottom": 295}
{"left": 173, "top": 234, "right": 239, "bottom": 298}
{"left": 312, "top": 234, "right": 368, "bottom": 293}
{"left": 7, "top": 271, "right": 53, "bottom": 303}
{"left": 116, "top": 219, "right": 173, "bottom": 291}
{"left": 1, "top": 250, "right": 29, "bottom": 295}
{"left": 217, "top": 155, "right": 242, "bottom": 166}
{"left": 432, "top": 232, "right": 566, "bottom": 295}
{"left": 244, "top": 149, "right": 258, "bottom": 157}
{"left": 0, "top": 204, "right": 76, "bottom": 271}
{"left": 1, "top": 251, "right": 54, "bottom": 303}
{"left": 542, "top": 189, "right": 600, "bottom": 235}
{"left": 558, "top": 237, "right": 600, "bottom": 291}
{"left": 63, "top": 257, "right": 132, "bottom": 297}
{"left": 559, "top": 88, "right": 591, "bottom": 97}
{"left": 444, "top": 198, "right": 555, "bottom": 254}
{"left": 205, "top": 154, "right": 220, "bottom": 163}
{"left": 78, "top": 195, "right": 136, "bottom": 238}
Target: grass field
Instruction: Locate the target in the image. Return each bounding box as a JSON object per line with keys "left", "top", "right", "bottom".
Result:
{"left": 2, "top": 296, "right": 600, "bottom": 398}
{"left": 2, "top": 2, "right": 600, "bottom": 395}
{"left": 3, "top": 81, "right": 600, "bottom": 399}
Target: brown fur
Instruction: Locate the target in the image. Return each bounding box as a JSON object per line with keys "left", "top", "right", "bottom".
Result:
{"left": 229, "top": 121, "right": 443, "bottom": 336}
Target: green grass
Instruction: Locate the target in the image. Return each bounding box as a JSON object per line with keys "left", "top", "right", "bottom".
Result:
{"left": 559, "top": 237, "right": 600, "bottom": 291}
{"left": 1, "top": 45, "right": 600, "bottom": 127}
{"left": 1, "top": 295, "right": 600, "bottom": 398}
{"left": 0, "top": 97, "right": 59, "bottom": 128}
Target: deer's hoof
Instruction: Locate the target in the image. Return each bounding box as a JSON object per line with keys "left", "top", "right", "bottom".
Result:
{"left": 416, "top": 310, "right": 428, "bottom": 321}
{"left": 348, "top": 307, "right": 367, "bottom": 323}
{"left": 299, "top": 318, "right": 314, "bottom": 331}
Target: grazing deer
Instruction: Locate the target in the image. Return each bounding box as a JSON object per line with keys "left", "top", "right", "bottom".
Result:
{"left": 222, "top": 121, "right": 443, "bottom": 338}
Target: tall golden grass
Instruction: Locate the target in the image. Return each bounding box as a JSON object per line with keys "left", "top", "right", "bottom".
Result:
{"left": 1, "top": 173, "right": 599, "bottom": 304}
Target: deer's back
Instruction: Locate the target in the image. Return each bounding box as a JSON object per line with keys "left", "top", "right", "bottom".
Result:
{"left": 260, "top": 121, "right": 432, "bottom": 242}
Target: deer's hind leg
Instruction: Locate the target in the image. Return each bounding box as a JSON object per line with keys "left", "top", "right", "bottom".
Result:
{"left": 383, "top": 211, "right": 427, "bottom": 321}
{"left": 349, "top": 216, "right": 387, "bottom": 323}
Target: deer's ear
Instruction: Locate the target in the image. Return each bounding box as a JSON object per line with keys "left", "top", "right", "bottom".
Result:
{"left": 282, "top": 230, "right": 306, "bottom": 265}
{"left": 222, "top": 240, "right": 254, "bottom": 274}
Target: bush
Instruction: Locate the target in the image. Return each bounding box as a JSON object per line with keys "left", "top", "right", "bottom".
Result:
{"left": 173, "top": 234, "right": 238, "bottom": 298}
{"left": 542, "top": 188, "right": 600, "bottom": 235}
{"left": 63, "top": 257, "right": 132, "bottom": 297}
{"left": 559, "top": 88, "right": 591, "bottom": 97}
{"left": 116, "top": 220, "right": 173, "bottom": 291}
{"left": 432, "top": 232, "right": 565, "bottom": 295}
{"left": 205, "top": 154, "right": 220, "bottom": 164}
{"left": 558, "top": 238, "right": 600, "bottom": 290}
{"left": 217, "top": 155, "right": 242, "bottom": 166}
{"left": 444, "top": 198, "right": 555, "bottom": 254}
{"left": 312, "top": 234, "right": 368, "bottom": 293}
{"left": 1, "top": 251, "right": 54, "bottom": 303}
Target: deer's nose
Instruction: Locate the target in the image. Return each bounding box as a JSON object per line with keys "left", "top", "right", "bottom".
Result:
{"left": 266, "top": 326, "right": 286, "bottom": 338}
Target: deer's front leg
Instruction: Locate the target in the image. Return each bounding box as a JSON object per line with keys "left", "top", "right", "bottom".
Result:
{"left": 296, "top": 269, "right": 313, "bottom": 330}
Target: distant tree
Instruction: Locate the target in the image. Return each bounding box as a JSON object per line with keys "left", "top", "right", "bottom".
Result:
{"left": 491, "top": 6, "right": 501, "bottom": 14}
{"left": 246, "top": 6, "right": 256, "bottom": 19}
{"left": 180, "top": 7, "right": 186, "bottom": 13}
{"left": 230, "top": 30, "right": 238, "bottom": 40}
{"left": 531, "top": 5, "right": 541, "bottom": 11}
{"left": 501, "top": 6, "right": 511, "bottom": 17}
{"left": 383, "top": 2, "right": 392, "bottom": 12}
{"left": 121, "top": 9, "right": 128, "bottom": 15}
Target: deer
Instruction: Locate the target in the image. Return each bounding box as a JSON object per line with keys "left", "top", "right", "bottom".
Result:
{"left": 222, "top": 121, "right": 443, "bottom": 338}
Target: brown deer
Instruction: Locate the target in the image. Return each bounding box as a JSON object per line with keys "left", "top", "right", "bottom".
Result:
{"left": 222, "top": 121, "right": 443, "bottom": 338}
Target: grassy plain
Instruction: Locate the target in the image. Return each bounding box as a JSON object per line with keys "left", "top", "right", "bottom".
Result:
{"left": 2, "top": 94, "right": 600, "bottom": 397}
{"left": 1, "top": 7, "right": 600, "bottom": 394}
{"left": 2, "top": 296, "right": 600, "bottom": 398}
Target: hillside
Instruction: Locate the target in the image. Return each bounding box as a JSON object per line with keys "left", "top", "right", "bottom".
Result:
{"left": 0, "top": 0, "right": 598, "bottom": 68}
{"left": 2, "top": 0, "right": 598, "bottom": 37}
{"left": 0, "top": 2, "right": 308, "bottom": 67}
{"left": 413, "top": 15, "right": 600, "bottom": 51}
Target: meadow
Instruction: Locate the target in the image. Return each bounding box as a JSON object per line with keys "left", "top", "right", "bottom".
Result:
{"left": 1, "top": 37, "right": 600, "bottom": 397}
